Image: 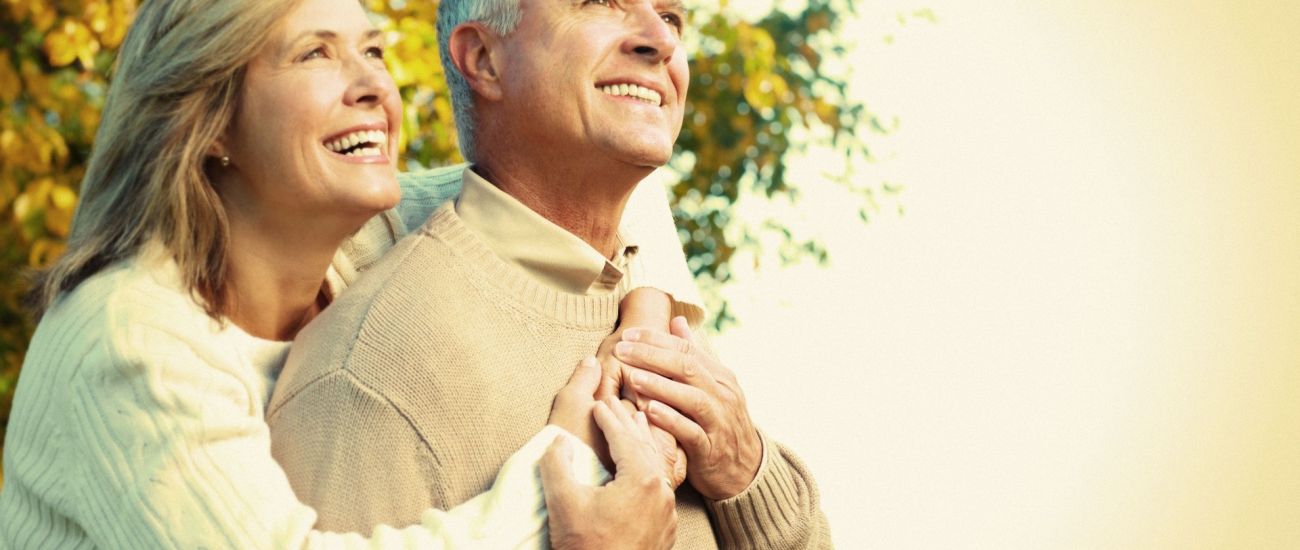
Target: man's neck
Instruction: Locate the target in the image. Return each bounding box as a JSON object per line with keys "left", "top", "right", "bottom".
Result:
{"left": 472, "top": 158, "right": 649, "bottom": 260}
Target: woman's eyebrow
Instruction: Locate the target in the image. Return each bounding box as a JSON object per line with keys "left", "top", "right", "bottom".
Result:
{"left": 282, "top": 29, "right": 382, "bottom": 55}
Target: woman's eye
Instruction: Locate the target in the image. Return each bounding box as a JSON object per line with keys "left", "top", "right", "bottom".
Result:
{"left": 365, "top": 47, "right": 385, "bottom": 60}
{"left": 301, "top": 47, "right": 326, "bottom": 61}
{"left": 661, "top": 13, "right": 683, "bottom": 32}
{"left": 585, "top": 0, "right": 611, "bottom": 6}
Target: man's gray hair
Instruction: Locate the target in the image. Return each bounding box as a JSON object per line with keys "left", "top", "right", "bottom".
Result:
{"left": 437, "top": 0, "right": 524, "bottom": 162}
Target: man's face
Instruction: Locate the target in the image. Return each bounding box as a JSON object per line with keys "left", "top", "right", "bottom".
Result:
{"left": 495, "top": 0, "right": 689, "bottom": 169}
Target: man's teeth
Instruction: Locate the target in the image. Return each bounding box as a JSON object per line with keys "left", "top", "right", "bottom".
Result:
{"left": 324, "top": 129, "right": 387, "bottom": 155}
{"left": 600, "top": 83, "right": 661, "bottom": 106}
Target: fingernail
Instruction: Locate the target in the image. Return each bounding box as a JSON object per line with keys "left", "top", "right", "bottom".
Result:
{"left": 631, "top": 370, "right": 645, "bottom": 386}
{"left": 647, "top": 400, "right": 662, "bottom": 415}
{"left": 581, "top": 356, "right": 598, "bottom": 368}
{"left": 615, "top": 342, "right": 632, "bottom": 356}
{"left": 623, "top": 329, "right": 641, "bottom": 342}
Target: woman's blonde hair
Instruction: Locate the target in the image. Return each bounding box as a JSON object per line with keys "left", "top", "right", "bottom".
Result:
{"left": 27, "top": 0, "right": 302, "bottom": 319}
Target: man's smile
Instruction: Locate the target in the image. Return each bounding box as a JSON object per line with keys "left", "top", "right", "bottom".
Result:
{"left": 596, "top": 81, "right": 665, "bottom": 106}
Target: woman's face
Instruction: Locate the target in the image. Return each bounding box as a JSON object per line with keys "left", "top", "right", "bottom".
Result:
{"left": 222, "top": 0, "right": 401, "bottom": 227}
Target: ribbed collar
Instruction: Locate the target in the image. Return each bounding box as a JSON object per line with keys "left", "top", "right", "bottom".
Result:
{"left": 453, "top": 167, "right": 638, "bottom": 296}
{"left": 420, "top": 202, "right": 626, "bottom": 328}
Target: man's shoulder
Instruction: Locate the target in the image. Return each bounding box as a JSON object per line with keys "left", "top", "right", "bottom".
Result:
{"left": 272, "top": 216, "right": 467, "bottom": 407}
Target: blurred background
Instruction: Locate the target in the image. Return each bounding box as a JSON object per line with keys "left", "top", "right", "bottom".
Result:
{"left": 2, "top": 0, "right": 1299, "bottom": 548}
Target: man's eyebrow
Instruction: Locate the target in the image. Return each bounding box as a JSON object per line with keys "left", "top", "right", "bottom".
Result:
{"left": 662, "top": 0, "right": 687, "bottom": 14}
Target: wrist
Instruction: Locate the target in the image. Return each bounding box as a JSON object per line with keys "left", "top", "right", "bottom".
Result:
{"left": 619, "top": 287, "right": 671, "bottom": 328}
{"left": 714, "top": 427, "right": 766, "bottom": 500}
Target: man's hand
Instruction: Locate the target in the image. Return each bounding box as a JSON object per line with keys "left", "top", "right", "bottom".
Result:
{"left": 549, "top": 356, "right": 687, "bottom": 488}
{"left": 614, "top": 316, "right": 763, "bottom": 500}
{"left": 597, "top": 287, "right": 672, "bottom": 406}
{"left": 540, "top": 398, "right": 678, "bottom": 550}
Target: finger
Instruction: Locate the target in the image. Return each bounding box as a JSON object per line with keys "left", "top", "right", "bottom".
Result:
{"left": 622, "top": 326, "right": 692, "bottom": 355}
{"left": 593, "top": 401, "right": 652, "bottom": 477}
{"left": 562, "top": 357, "right": 601, "bottom": 399}
{"left": 646, "top": 422, "right": 686, "bottom": 488}
{"left": 645, "top": 399, "right": 711, "bottom": 463}
{"left": 594, "top": 335, "right": 625, "bottom": 401}
{"left": 668, "top": 315, "right": 692, "bottom": 340}
{"left": 620, "top": 379, "right": 649, "bottom": 410}
{"left": 667, "top": 316, "right": 732, "bottom": 381}
{"left": 627, "top": 367, "right": 719, "bottom": 429}
{"left": 614, "top": 341, "right": 714, "bottom": 388}
{"left": 594, "top": 363, "right": 622, "bottom": 401}
{"left": 603, "top": 396, "right": 637, "bottom": 430}
{"left": 539, "top": 437, "right": 580, "bottom": 513}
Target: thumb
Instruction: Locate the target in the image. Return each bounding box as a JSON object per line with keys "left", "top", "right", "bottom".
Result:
{"left": 564, "top": 357, "right": 601, "bottom": 397}
{"left": 668, "top": 315, "right": 693, "bottom": 341}
{"left": 540, "top": 436, "right": 579, "bottom": 514}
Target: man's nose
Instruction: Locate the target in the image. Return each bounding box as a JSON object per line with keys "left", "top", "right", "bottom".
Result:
{"left": 622, "top": 4, "right": 678, "bottom": 64}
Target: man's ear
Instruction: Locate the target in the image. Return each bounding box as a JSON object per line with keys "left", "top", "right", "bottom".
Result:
{"left": 449, "top": 23, "right": 504, "bottom": 102}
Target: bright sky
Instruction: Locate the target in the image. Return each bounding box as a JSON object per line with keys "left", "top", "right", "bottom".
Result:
{"left": 708, "top": 1, "right": 1300, "bottom": 547}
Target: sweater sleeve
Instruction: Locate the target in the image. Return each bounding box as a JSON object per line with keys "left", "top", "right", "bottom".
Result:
{"left": 704, "top": 431, "right": 834, "bottom": 549}
{"left": 67, "top": 320, "right": 604, "bottom": 549}
{"left": 621, "top": 176, "right": 708, "bottom": 328}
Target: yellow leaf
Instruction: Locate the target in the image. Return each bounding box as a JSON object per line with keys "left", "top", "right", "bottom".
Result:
{"left": 45, "top": 201, "right": 73, "bottom": 238}
{"left": 30, "top": 238, "right": 66, "bottom": 267}
{"left": 0, "top": 51, "right": 19, "bottom": 103}
{"left": 0, "top": 178, "right": 17, "bottom": 208}
{"left": 12, "top": 193, "right": 30, "bottom": 223}
{"left": 743, "top": 72, "right": 788, "bottom": 111}
{"left": 737, "top": 24, "right": 776, "bottom": 75}
{"left": 19, "top": 60, "right": 53, "bottom": 110}
{"left": 85, "top": 1, "right": 111, "bottom": 35}
{"left": 44, "top": 19, "right": 100, "bottom": 69}
{"left": 29, "top": 0, "right": 58, "bottom": 33}
{"left": 98, "top": 1, "right": 138, "bottom": 48}
{"left": 50, "top": 184, "right": 77, "bottom": 211}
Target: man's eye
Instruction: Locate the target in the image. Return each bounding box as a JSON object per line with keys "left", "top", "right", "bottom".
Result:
{"left": 585, "top": 0, "right": 611, "bottom": 5}
{"left": 365, "top": 47, "right": 385, "bottom": 60}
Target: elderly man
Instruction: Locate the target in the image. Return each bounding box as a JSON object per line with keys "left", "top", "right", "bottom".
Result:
{"left": 269, "top": 0, "right": 830, "bottom": 547}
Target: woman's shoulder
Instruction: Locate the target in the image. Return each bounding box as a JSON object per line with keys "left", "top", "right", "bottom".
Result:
{"left": 35, "top": 251, "right": 216, "bottom": 363}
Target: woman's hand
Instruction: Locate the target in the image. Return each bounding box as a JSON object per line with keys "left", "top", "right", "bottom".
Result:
{"left": 540, "top": 398, "right": 678, "bottom": 550}
{"left": 548, "top": 357, "right": 688, "bottom": 488}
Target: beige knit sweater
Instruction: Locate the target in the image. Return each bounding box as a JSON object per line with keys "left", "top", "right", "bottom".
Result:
{"left": 268, "top": 203, "right": 831, "bottom": 549}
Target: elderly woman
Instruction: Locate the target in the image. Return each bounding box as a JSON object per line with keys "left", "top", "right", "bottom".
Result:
{"left": 0, "top": 0, "right": 692, "bottom": 547}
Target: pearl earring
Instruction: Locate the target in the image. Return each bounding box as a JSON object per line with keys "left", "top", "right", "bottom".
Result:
{"left": 220, "top": 156, "right": 230, "bottom": 167}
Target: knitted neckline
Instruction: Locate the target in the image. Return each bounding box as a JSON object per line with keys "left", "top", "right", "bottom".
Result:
{"left": 418, "top": 203, "right": 624, "bottom": 329}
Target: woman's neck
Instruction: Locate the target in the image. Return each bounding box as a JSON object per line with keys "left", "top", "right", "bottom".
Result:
{"left": 222, "top": 210, "right": 354, "bottom": 342}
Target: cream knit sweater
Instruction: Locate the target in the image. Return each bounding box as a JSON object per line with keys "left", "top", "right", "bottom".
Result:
{"left": 268, "top": 203, "right": 832, "bottom": 549}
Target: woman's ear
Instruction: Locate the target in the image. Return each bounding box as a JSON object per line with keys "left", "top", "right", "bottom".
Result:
{"left": 448, "top": 22, "right": 504, "bottom": 102}
{"left": 208, "top": 136, "right": 229, "bottom": 162}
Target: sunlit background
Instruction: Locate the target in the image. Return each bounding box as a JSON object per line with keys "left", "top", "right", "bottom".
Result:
{"left": 715, "top": 0, "right": 1300, "bottom": 547}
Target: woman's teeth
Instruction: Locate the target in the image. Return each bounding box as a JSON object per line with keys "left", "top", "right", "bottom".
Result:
{"left": 601, "top": 84, "right": 662, "bottom": 106}
{"left": 325, "top": 129, "right": 386, "bottom": 156}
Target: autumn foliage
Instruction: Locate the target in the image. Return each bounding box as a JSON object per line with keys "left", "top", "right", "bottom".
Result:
{"left": 0, "top": 0, "right": 886, "bottom": 473}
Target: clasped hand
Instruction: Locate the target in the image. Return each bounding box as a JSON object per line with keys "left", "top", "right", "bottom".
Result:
{"left": 613, "top": 316, "right": 763, "bottom": 501}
